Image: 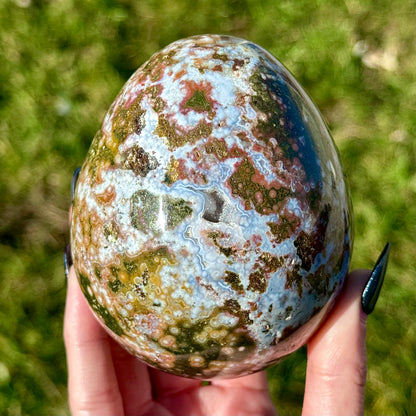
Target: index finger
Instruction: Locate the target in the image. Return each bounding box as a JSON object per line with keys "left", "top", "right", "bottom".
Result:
{"left": 302, "top": 270, "right": 370, "bottom": 416}
{"left": 64, "top": 266, "right": 124, "bottom": 416}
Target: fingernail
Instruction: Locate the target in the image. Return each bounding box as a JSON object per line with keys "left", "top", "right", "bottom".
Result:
{"left": 71, "top": 167, "right": 81, "bottom": 201}
{"left": 64, "top": 243, "right": 73, "bottom": 279}
{"left": 361, "top": 243, "right": 390, "bottom": 315}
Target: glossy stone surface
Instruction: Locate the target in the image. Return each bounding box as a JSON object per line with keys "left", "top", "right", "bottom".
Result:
{"left": 71, "top": 35, "right": 352, "bottom": 379}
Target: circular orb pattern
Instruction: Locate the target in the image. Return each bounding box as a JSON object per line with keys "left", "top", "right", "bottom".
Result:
{"left": 71, "top": 35, "right": 352, "bottom": 379}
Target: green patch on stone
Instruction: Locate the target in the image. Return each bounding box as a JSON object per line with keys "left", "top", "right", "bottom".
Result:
{"left": 223, "top": 270, "right": 244, "bottom": 291}
{"left": 246, "top": 252, "right": 283, "bottom": 294}
{"left": 212, "top": 52, "right": 228, "bottom": 62}
{"left": 78, "top": 273, "right": 124, "bottom": 336}
{"left": 108, "top": 278, "right": 122, "bottom": 293}
{"left": 204, "top": 138, "right": 229, "bottom": 160}
{"left": 249, "top": 68, "right": 298, "bottom": 159}
{"left": 103, "top": 221, "right": 119, "bottom": 242}
{"left": 102, "top": 247, "right": 174, "bottom": 312}
{"left": 306, "top": 264, "right": 331, "bottom": 296}
{"left": 112, "top": 97, "right": 145, "bottom": 143}
{"left": 250, "top": 74, "right": 276, "bottom": 115}
{"left": 141, "top": 49, "right": 176, "bottom": 81}
{"left": 233, "top": 331, "right": 256, "bottom": 349}
{"left": 285, "top": 264, "right": 303, "bottom": 298}
{"left": 229, "top": 158, "right": 292, "bottom": 215}
{"left": 97, "top": 144, "right": 116, "bottom": 167}
{"left": 130, "top": 189, "right": 160, "bottom": 234}
{"left": 221, "top": 300, "right": 254, "bottom": 326}
{"left": 267, "top": 216, "right": 298, "bottom": 243}
{"left": 164, "top": 197, "right": 193, "bottom": 229}
{"left": 172, "top": 319, "right": 210, "bottom": 355}
{"left": 294, "top": 204, "right": 331, "bottom": 271}
{"left": 153, "top": 97, "right": 165, "bottom": 112}
{"left": 307, "top": 188, "right": 322, "bottom": 213}
{"left": 294, "top": 231, "right": 316, "bottom": 271}
{"left": 207, "top": 231, "right": 236, "bottom": 257}
{"left": 156, "top": 114, "right": 212, "bottom": 150}
{"left": 222, "top": 298, "right": 241, "bottom": 315}
{"left": 131, "top": 246, "right": 175, "bottom": 278}
{"left": 258, "top": 252, "right": 283, "bottom": 272}
{"left": 247, "top": 270, "right": 267, "bottom": 293}
{"left": 85, "top": 129, "right": 116, "bottom": 182}
{"left": 110, "top": 265, "right": 120, "bottom": 279}
{"left": 123, "top": 260, "right": 138, "bottom": 275}
{"left": 185, "top": 90, "right": 211, "bottom": 113}
{"left": 94, "top": 265, "right": 102, "bottom": 280}
{"left": 130, "top": 189, "right": 192, "bottom": 234}
{"left": 160, "top": 310, "right": 255, "bottom": 377}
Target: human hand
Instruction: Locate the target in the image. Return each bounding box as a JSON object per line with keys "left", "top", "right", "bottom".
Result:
{"left": 64, "top": 255, "right": 387, "bottom": 416}
{"left": 65, "top": 164, "right": 389, "bottom": 415}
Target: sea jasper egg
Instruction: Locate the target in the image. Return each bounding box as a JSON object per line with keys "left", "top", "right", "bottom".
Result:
{"left": 71, "top": 34, "right": 352, "bottom": 379}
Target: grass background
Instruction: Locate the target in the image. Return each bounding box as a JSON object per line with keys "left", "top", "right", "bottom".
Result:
{"left": 0, "top": 0, "right": 414, "bottom": 414}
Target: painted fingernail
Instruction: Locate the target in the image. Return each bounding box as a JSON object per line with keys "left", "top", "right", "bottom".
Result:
{"left": 71, "top": 167, "right": 81, "bottom": 201}
{"left": 64, "top": 243, "right": 73, "bottom": 279}
{"left": 361, "top": 243, "right": 390, "bottom": 315}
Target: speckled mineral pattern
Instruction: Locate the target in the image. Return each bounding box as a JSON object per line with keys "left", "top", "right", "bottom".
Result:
{"left": 71, "top": 34, "right": 352, "bottom": 379}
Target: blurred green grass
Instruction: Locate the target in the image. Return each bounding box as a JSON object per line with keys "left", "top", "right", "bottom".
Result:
{"left": 0, "top": 0, "right": 414, "bottom": 414}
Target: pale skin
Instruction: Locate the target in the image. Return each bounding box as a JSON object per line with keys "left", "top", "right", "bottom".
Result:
{"left": 64, "top": 261, "right": 370, "bottom": 416}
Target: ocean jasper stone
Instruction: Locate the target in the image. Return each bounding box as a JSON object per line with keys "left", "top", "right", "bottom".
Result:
{"left": 71, "top": 34, "right": 352, "bottom": 379}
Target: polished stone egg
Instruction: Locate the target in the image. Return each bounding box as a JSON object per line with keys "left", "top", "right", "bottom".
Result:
{"left": 71, "top": 34, "right": 352, "bottom": 379}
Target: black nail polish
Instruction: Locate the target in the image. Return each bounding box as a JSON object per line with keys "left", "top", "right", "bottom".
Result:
{"left": 71, "top": 167, "right": 81, "bottom": 201}
{"left": 361, "top": 243, "right": 390, "bottom": 315}
{"left": 64, "top": 243, "right": 73, "bottom": 279}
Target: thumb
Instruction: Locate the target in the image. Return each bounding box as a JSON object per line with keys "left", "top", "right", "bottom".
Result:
{"left": 302, "top": 270, "right": 370, "bottom": 416}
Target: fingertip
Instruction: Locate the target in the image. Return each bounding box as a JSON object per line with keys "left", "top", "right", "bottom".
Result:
{"left": 63, "top": 266, "right": 79, "bottom": 343}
